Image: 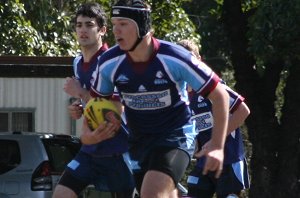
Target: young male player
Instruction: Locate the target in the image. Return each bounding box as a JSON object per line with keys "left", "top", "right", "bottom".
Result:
{"left": 52, "top": 3, "right": 134, "bottom": 198}
{"left": 82, "top": 1, "right": 230, "bottom": 197}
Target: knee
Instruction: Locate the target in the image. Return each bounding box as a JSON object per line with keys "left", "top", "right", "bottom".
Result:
{"left": 52, "top": 184, "right": 77, "bottom": 198}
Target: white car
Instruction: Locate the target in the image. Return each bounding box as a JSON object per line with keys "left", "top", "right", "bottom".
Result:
{"left": 0, "top": 131, "right": 81, "bottom": 198}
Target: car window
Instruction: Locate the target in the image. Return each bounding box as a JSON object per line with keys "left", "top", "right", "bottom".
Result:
{"left": 42, "top": 138, "right": 81, "bottom": 174}
{"left": 0, "top": 140, "right": 21, "bottom": 174}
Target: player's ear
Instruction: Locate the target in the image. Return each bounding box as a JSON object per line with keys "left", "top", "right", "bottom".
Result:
{"left": 98, "top": 26, "right": 106, "bottom": 35}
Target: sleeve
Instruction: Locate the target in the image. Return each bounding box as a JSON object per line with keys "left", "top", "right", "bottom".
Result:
{"left": 193, "top": 61, "right": 220, "bottom": 97}
{"left": 223, "top": 84, "right": 245, "bottom": 113}
{"left": 178, "top": 55, "right": 220, "bottom": 97}
{"left": 73, "top": 56, "right": 81, "bottom": 79}
{"left": 90, "top": 58, "right": 115, "bottom": 98}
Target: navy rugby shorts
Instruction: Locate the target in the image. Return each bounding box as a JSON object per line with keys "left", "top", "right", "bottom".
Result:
{"left": 187, "top": 158, "right": 250, "bottom": 198}
{"left": 57, "top": 151, "right": 135, "bottom": 195}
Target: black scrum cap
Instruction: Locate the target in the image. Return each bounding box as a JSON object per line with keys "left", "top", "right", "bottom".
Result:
{"left": 112, "top": 0, "right": 151, "bottom": 38}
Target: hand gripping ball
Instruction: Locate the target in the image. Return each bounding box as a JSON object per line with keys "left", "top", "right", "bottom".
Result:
{"left": 83, "top": 98, "right": 121, "bottom": 130}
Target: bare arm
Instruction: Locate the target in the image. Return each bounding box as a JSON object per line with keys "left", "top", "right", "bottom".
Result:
{"left": 64, "top": 76, "right": 124, "bottom": 144}
{"left": 196, "top": 82, "right": 229, "bottom": 178}
{"left": 68, "top": 99, "right": 83, "bottom": 120}
{"left": 80, "top": 117, "right": 120, "bottom": 145}
{"left": 194, "top": 102, "right": 250, "bottom": 163}
{"left": 63, "top": 77, "right": 91, "bottom": 103}
{"left": 227, "top": 102, "right": 250, "bottom": 135}
{"left": 111, "top": 100, "right": 124, "bottom": 115}
{"left": 63, "top": 77, "right": 90, "bottom": 120}
{"left": 208, "top": 83, "right": 229, "bottom": 149}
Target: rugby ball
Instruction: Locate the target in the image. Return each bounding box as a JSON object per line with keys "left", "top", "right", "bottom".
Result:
{"left": 83, "top": 98, "right": 121, "bottom": 130}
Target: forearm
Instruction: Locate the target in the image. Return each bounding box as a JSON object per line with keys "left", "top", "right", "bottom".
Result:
{"left": 208, "top": 84, "right": 229, "bottom": 149}
{"left": 227, "top": 102, "right": 250, "bottom": 135}
{"left": 80, "top": 132, "right": 96, "bottom": 145}
{"left": 80, "top": 118, "right": 120, "bottom": 145}
{"left": 78, "top": 88, "right": 92, "bottom": 104}
{"left": 64, "top": 77, "right": 92, "bottom": 103}
{"left": 112, "top": 101, "right": 124, "bottom": 114}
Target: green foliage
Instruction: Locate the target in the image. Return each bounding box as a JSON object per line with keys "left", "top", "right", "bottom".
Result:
{"left": 248, "top": 0, "right": 300, "bottom": 62}
{"left": 182, "top": 0, "right": 231, "bottom": 73}
{"left": 0, "top": 0, "right": 42, "bottom": 55}
{"left": 0, "top": 0, "right": 77, "bottom": 56}
{"left": 1, "top": 0, "right": 200, "bottom": 56}
{"left": 148, "top": 0, "right": 200, "bottom": 44}
{"left": 275, "top": 70, "right": 288, "bottom": 122}
{"left": 21, "top": 0, "right": 81, "bottom": 56}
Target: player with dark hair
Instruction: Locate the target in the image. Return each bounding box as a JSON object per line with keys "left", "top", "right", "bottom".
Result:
{"left": 82, "top": 0, "right": 230, "bottom": 197}
{"left": 52, "top": 3, "right": 134, "bottom": 198}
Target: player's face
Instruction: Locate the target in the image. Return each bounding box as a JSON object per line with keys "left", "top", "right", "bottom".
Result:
{"left": 112, "top": 18, "right": 138, "bottom": 51}
{"left": 75, "top": 15, "right": 104, "bottom": 48}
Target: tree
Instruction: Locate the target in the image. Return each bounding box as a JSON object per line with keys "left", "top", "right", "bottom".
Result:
{"left": 149, "top": 0, "right": 200, "bottom": 44}
{"left": 182, "top": 0, "right": 231, "bottom": 75}
{"left": 0, "top": 0, "right": 199, "bottom": 56}
{"left": 183, "top": 0, "right": 300, "bottom": 197}
{"left": 247, "top": 0, "right": 300, "bottom": 197}
{"left": 0, "top": 0, "right": 44, "bottom": 55}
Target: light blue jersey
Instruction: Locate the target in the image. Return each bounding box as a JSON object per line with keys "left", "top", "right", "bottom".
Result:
{"left": 91, "top": 37, "right": 220, "bottom": 161}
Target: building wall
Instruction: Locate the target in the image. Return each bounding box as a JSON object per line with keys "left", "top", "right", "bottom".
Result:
{"left": 0, "top": 56, "right": 85, "bottom": 136}
{"left": 0, "top": 77, "right": 83, "bottom": 136}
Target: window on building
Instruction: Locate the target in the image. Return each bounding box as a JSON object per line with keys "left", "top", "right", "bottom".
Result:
{"left": 0, "top": 111, "right": 34, "bottom": 132}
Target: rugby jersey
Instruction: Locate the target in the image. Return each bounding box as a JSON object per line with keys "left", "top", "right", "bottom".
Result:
{"left": 90, "top": 38, "right": 220, "bottom": 158}
{"left": 189, "top": 84, "right": 246, "bottom": 167}
{"left": 74, "top": 44, "right": 129, "bottom": 157}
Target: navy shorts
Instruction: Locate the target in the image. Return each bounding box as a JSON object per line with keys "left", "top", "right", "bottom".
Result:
{"left": 57, "top": 151, "right": 135, "bottom": 195}
{"left": 132, "top": 146, "right": 190, "bottom": 193}
{"left": 187, "top": 158, "right": 250, "bottom": 198}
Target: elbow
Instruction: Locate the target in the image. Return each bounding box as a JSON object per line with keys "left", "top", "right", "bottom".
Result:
{"left": 246, "top": 106, "right": 251, "bottom": 117}
{"left": 240, "top": 102, "right": 251, "bottom": 120}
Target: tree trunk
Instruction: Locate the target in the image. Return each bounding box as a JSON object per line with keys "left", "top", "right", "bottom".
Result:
{"left": 222, "top": 0, "right": 284, "bottom": 197}
{"left": 276, "top": 60, "right": 300, "bottom": 197}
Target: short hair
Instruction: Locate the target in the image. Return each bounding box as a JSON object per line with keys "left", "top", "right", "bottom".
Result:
{"left": 177, "top": 39, "right": 201, "bottom": 59}
{"left": 74, "top": 2, "right": 107, "bottom": 28}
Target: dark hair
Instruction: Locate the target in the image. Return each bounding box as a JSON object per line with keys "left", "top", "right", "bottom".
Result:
{"left": 73, "top": 2, "right": 107, "bottom": 28}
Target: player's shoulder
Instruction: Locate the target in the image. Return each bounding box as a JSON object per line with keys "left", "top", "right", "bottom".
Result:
{"left": 99, "top": 45, "right": 125, "bottom": 63}
{"left": 158, "top": 39, "right": 191, "bottom": 58}
{"left": 73, "top": 53, "right": 83, "bottom": 65}
{"left": 156, "top": 39, "right": 201, "bottom": 70}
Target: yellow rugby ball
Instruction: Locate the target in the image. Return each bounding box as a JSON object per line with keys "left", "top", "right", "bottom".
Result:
{"left": 83, "top": 98, "right": 121, "bottom": 130}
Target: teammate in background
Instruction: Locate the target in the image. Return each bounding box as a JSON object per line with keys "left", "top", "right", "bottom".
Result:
{"left": 178, "top": 39, "right": 250, "bottom": 198}
{"left": 81, "top": 0, "right": 230, "bottom": 197}
{"left": 177, "top": 39, "right": 202, "bottom": 61}
{"left": 52, "top": 3, "right": 134, "bottom": 198}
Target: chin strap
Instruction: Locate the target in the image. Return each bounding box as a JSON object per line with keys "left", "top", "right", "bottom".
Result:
{"left": 128, "top": 37, "right": 143, "bottom": 52}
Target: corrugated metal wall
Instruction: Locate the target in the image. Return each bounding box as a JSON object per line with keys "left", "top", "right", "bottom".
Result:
{"left": 0, "top": 77, "right": 82, "bottom": 136}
